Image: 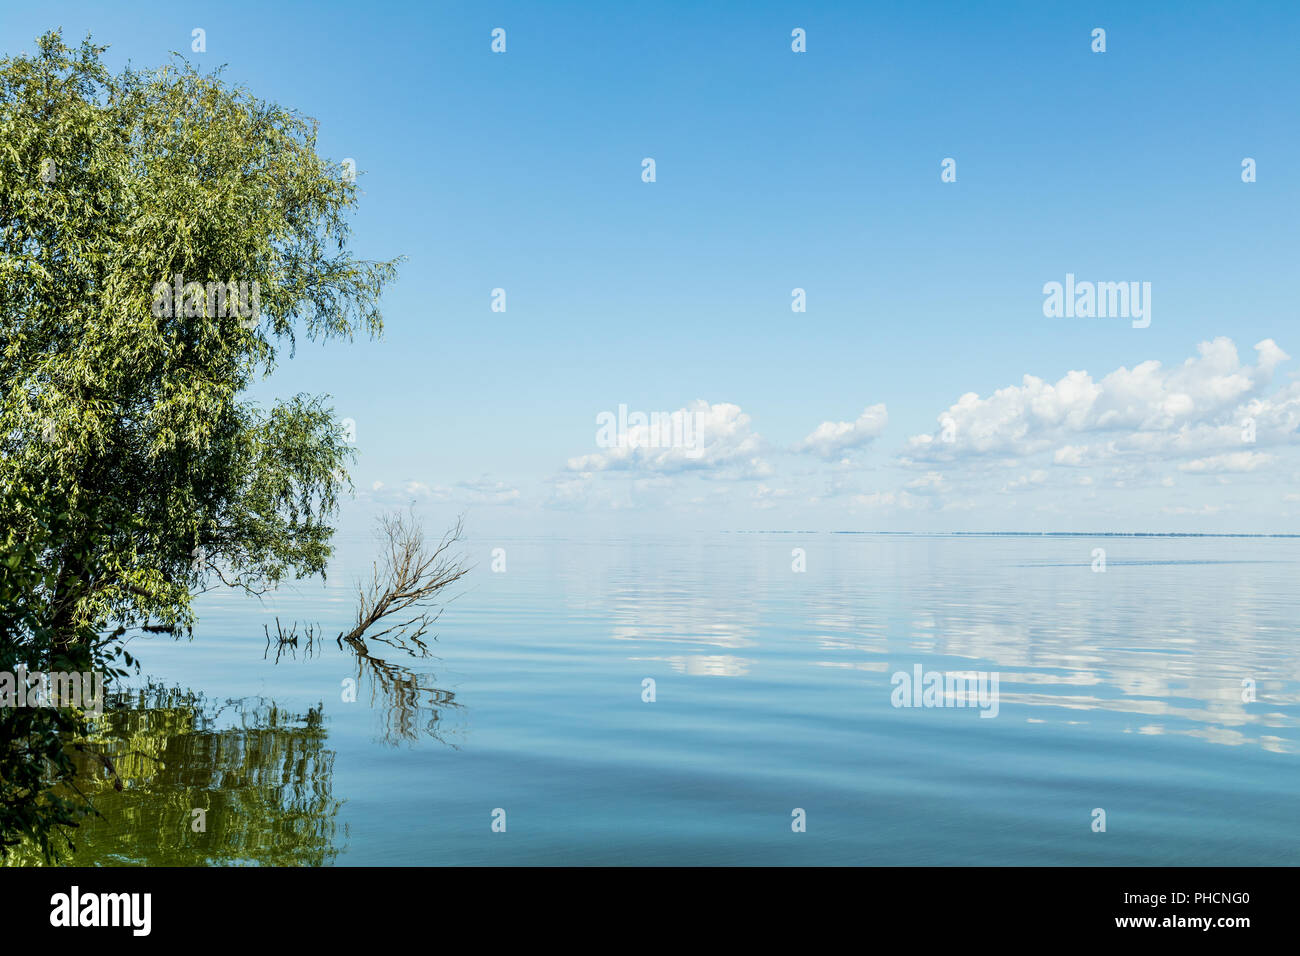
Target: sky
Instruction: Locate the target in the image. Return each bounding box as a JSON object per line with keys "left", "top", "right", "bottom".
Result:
{"left": 5, "top": 1, "right": 1299, "bottom": 536}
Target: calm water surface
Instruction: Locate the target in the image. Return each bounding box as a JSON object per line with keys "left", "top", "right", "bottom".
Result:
{"left": 47, "top": 533, "right": 1300, "bottom": 865}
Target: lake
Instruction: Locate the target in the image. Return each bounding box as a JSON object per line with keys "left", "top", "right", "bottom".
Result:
{"left": 33, "top": 531, "right": 1300, "bottom": 866}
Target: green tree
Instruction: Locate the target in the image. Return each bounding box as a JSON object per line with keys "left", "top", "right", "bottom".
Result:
{"left": 0, "top": 31, "right": 399, "bottom": 646}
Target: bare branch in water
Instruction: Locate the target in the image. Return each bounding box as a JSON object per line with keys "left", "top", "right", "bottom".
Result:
{"left": 264, "top": 618, "right": 319, "bottom": 663}
{"left": 338, "top": 511, "right": 469, "bottom": 649}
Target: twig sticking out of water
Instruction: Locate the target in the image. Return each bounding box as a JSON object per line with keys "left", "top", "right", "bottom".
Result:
{"left": 264, "top": 617, "right": 319, "bottom": 662}
{"left": 338, "top": 511, "right": 469, "bottom": 650}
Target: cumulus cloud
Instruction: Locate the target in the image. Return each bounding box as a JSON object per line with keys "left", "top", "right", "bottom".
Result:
{"left": 906, "top": 338, "right": 1298, "bottom": 471}
{"left": 544, "top": 472, "right": 599, "bottom": 510}
{"left": 796, "top": 403, "right": 888, "bottom": 460}
{"left": 1053, "top": 445, "right": 1088, "bottom": 466}
{"left": 565, "top": 400, "right": 768, "bottom": 477}
{"left": 1178, "top": 452, "right": 1275, "bottom": 473}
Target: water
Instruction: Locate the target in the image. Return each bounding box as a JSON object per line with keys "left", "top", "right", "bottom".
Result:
{"left": 38, "top": 532, "right": 1300, "bottom": 865}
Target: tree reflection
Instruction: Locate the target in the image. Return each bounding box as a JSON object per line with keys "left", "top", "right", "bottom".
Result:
{"left": 340, "top": 630, "right": 461, "bottom": 747}
{"left": 5, "top": 683, "right": 343, "bottom": 866}
{"left": 5, "top": 619, "right": 462, "bottom": 865}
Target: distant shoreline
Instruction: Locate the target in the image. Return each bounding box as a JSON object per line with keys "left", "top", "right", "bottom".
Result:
{"left": 724, "top": 530, "right": 1300, "bottom": 538}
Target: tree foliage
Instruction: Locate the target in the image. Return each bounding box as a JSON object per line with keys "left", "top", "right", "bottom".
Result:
{"left": 0, "top": 30, "right": 398, "bottom": 854}
{"left": 0, "top": 31, "right": 399, "bottom": 643}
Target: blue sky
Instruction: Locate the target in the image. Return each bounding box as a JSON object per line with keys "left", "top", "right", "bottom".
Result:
{"left": 6, "top": 1, "right": 1299, "bottom": 534}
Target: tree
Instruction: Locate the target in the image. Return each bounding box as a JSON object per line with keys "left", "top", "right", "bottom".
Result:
{"left": 0, "top": 31, "right": 400, "bottom": 646}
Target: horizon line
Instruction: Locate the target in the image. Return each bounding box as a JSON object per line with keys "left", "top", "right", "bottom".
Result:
{"left": 721, "top": 530, "right": 1300, "bottom": 538}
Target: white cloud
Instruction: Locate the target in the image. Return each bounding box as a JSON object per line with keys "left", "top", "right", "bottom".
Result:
{"left": 565, "top": 400, "right": 768, "bottom": 477}
{"left": 372, "top": 477, "right": 521, "bottom": 506}
{"left": 907, "top": 338, "right": 1298, "bottom": 471}
{"left": 1001, "top": 470, "right": 1049, "bottom": 493}
{"left": 850, "top": 490, "right": 914, "bottom": 509}
{"left": 904, "top": 471, "right": 945, "bottom": 494}
{"left": 796, "top": 403, "right": 888, "bottom": 460}
{"left": 1178, "top": 452, "right": 1275, "bottom": 473}
{"left": 752, "top": 483, "right": 794, "bottom": 509}
{"left": 1161, "top": 504, "right": 1228, "bottom": 516}
{"left": 455, "top": 477, "right": 522, "bottom": 503}
{"left": 1053, "top": 445, "right": 1088, "bottom": 466}
{"left": 403, "top": 480, "right": 441, "bottom": 499}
